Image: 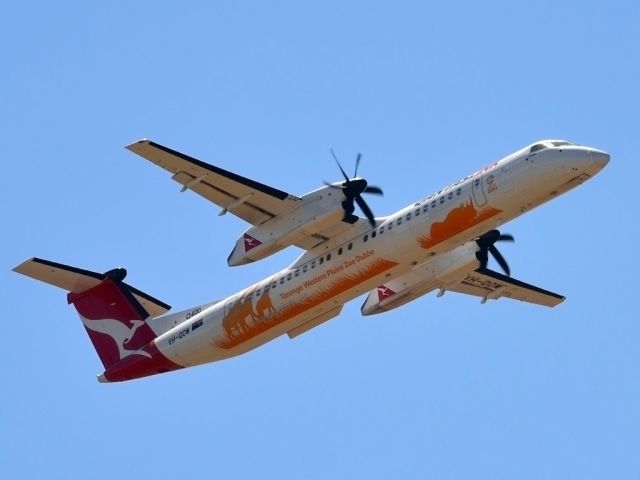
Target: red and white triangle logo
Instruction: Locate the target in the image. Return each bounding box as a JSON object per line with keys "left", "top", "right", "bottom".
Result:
{"left": 244, "top": 234, "right": 262, "bottom": 252}
{"left": 377, "top": 285, "right": 396, "bottom": 301}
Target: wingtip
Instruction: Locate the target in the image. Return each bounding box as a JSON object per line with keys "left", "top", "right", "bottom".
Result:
{"left": 12, "top": 257, "right": 37, "bottom": 274}
{"left": 125, "top": 138, "right": 151, "bottom": 150}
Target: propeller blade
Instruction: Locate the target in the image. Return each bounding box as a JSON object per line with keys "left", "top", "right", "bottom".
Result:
{"left": 330, "top": 148, "right": 350, "bottom": 182}
{"left": 354, "top": 152, "right": 362, "bottom": 178}
{"left": 498, "top": 233, "right": 514, "bottom": 242}
{"left": 355, "top": 195, "right": 376, "bottom": 227}
{"left": 363, "top": 185, "right": 384, "bottom": 196}
{"left": 327, "top": 148, "right": 381, "bottom": 228}
{"left": 489, "top": 245, "right": 510, "bottom": 276}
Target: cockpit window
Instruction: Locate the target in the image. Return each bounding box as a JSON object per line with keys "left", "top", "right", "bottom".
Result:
{"left": 529, "top": 143, "right": 547, "bottom": 154}
{"left": 551, "top": 141, "right": 572, "bottom": 147}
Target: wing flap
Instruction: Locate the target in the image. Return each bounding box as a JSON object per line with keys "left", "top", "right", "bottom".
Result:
{"left": 171, "top": 171, "right": 276, "bottom": 224}
{"left": 127, "top": 140, "right": 300, "bottom": 226}
{"left": 451, "top": 267, "right": 565, "bottom": 307}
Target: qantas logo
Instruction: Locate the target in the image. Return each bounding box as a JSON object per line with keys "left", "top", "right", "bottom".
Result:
{"left": 80, "top": 316, "right": 152, "bottom": 360}
{"left": 377, "top": 285, "right": 396, "bottom": 301}
{"left": 244, "top": 234, "right": 262, "bottom": 252}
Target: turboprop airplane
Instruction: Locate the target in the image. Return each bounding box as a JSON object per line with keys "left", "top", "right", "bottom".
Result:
{"left": 13, "top": 139, "right": 609, "bottom": 382}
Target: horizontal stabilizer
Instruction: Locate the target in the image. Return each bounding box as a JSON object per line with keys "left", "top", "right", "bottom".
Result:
{"left": 13, "top": 258, "right": 171, "bottom": 317}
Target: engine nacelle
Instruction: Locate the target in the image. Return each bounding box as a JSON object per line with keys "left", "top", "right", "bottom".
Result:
{"left": 227, "top": 207, "right": 344, "bottom": 266}
{"left": 361, "top": 241, "right": 481, "bottom": 315}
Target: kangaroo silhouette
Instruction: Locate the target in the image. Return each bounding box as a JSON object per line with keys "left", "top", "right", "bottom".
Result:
{"left": 80, "top": 316, "right": 152, "bottom": 359}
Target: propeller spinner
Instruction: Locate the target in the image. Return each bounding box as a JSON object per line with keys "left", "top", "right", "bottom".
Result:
{"left": 325, "top": 149, "right": 383, "bottom": 227}
{"left": 475, "top": 229, "right": 515, "bottom": 276}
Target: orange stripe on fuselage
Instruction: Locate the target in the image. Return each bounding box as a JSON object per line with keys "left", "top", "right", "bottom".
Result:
{"left": 217, "top": 257, "right": 398, "bottom": 349}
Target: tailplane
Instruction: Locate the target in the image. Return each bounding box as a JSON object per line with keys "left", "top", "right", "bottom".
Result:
{"left": 13, "top": 258, "right": 181, "bottom": 381}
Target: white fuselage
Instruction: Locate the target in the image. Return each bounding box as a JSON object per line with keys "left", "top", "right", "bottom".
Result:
{"left": 149, "top": 142, "right": 609, "bottom": 368}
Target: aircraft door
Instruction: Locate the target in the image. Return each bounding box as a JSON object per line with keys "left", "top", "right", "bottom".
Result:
{"left": 496, "top": 165, "right": 514, "bottom": 193}
{"left": 472, "top": 175, "right": 488, "bottom": 207}
{"left": 224, "top": 297, "right": 237, "bottom": 318}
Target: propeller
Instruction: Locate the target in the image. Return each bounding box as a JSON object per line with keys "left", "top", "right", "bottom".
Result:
{"left": 475, "top": 229, "right": 515, "bottom": 276}
{"left": 325, "top": 149, "right": 383, "bottom": 227}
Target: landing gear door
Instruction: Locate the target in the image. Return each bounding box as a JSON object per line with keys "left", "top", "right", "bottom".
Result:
{"left": 472, "top": 175, "right": 488, "bottom": 207}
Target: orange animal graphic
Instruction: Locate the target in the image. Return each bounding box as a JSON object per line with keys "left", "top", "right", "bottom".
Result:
{"left": 418, "top": 199, "right": 501, "bottom": 249}
{"left": 223, "top": 296, "right": 258, "bottom": 338}
{"left": 217, "top": 257, "right": 398, "bottom": 349}
{"left": 255, "top": 289, "right": 276, "bottom": 320}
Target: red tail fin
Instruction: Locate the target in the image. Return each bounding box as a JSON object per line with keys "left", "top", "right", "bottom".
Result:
{"left": 13, "top": 258, "right": 182, "bottom": 381}
{"left": 68, "top": 273, "right": 157, "bottom": 369}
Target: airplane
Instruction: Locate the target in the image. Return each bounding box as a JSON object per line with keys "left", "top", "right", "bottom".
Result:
{"left": 13, "top": 139, "right": 610, "bottom": 382}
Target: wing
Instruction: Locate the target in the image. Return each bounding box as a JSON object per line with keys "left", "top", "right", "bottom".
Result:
{"left": 450, "top": 267, "right": 565, "bottom": 307}
{"left": 127, "top": 140, "right": 301, "bottom": 226}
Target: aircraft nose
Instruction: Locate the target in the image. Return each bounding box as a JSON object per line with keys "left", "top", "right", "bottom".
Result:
{"left": 589, "top": 148, "right": 610, "bottom": 169}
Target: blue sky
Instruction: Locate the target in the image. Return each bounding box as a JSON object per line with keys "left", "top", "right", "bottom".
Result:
{"left": 2, "top": 1, "right": 639, "bottom": 478}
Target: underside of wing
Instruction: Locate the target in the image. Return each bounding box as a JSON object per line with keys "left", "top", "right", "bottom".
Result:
{"left": 127, "top": 140, "right": 301, "bottom": 226}
{"left": 451, "top": 267, "right": 565, "bottom": 307}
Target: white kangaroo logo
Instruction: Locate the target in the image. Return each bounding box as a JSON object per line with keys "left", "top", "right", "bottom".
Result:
{"left": 80, "top": 316, "right": 152, "bottom": 359}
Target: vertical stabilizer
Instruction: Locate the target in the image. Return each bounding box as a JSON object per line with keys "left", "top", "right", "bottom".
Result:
{"left": 13, "top": 258, "right": 182, "bottom": 382}
{"left": 68, "top": 274, "right": 157, "bottom": 369}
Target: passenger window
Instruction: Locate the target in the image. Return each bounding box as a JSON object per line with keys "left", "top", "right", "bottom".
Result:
{"left": 397, "top": 218, "right": 402, "bottom": 225}
{"left": 287, "top": 273, "right": 292, "bottom": 281}
{"left": 279, "top": 278, "right": 284, "bottom": 285}
{"left": 303, "top": 265, "right": 307, "bottom": 273}
{"left": 295, "top": 269, "right": 300, "bottom": 276}
{"left": 423, "top": 205, "right": 428, "bottom": 213}
{"left": 327, "top": 253, "right": 331, "bottom": 261}
{"left": 415, "top": 208, "right": 420, "bottom": 216}
{"left": 338, "top": 247, "right": 343, "bottom": 255}
{"left": 272, "top": 282, "right": 277, "bottom": 289}
{"left": 319, "top": 257, "right": 324, "bottom": 265}
{"left": 406, "top": 213, "right": 412, "bottom": 221}
{"left": 348, "top": 243, "right": 353, "bottom": 250}
{"left": 456, "top": 187, "right": 462, "bottom": 195}
{"left": 364, "top": 234, "right": 368, "bottom": 242}
{"left": 310, "top": 261, "right": 315, "bottom": 269}
{"left": 431, "top": 201, "right": 437, "bottom": 208}
{"left": 439, "top": 197, "right": 445, "bottom": 204}
{"left": 380, "top": 226, "right": 385, "bottom": 234}
{"left": 388, "top": 223, "right": 393, "bottom": 230}
{"left": 371, "top": 230, "right": 376, "bottom": 238}
{"left": 448, "top": 192, "right": 453, "bottom": 200}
